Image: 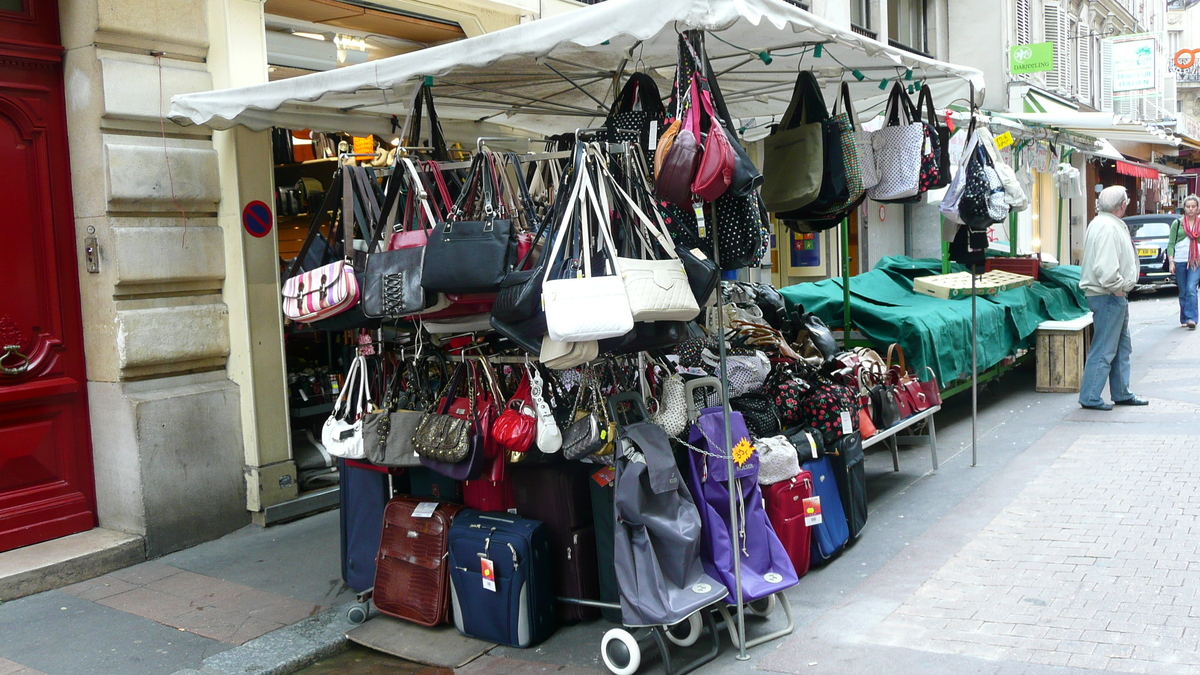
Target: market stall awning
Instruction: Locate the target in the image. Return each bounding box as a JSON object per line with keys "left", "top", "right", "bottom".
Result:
{"left": 169, "top": 0, "right": 985, "bottom": 137}
{"left": 995, "top": 112, "right": 1182, "bottom": 147}
{"left": 1115, "top": 160, "right": 1160, "bottom": 180}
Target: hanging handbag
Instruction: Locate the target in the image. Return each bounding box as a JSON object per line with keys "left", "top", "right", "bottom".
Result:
{"left": 650, "top": 368, "right": 688, "bottom": 437}
{"left": 421, "top": 154, "right": 518, "bottom": 294}
{"left": 560, "top": 377, "right": 610, "bottom": 461}
{"left": 795, "top": 82, "right": 868, "bottom": 223}
{"left": 321, "top": 354, "right": 371, "bottom": 460}
{"left": 690, "top": 34, "right": 763, "bottom": 196}
{"left": 604, "top": 72, "right": 667, "bottom": 161}
{"left": 492, "top": 372, "right": 537, "bottom": 458}
{"left": 282, "top": 171, "right": 361, "bottom": 324}
{"left": 959, "top": 142, "right": 1009, "bottom": 228}
{"left": 689, "top": 78, "right": 736, "bottom": 202}
{"left": 711, "top": 191, "right": 768, "bottom": 271}
{"left": 655, "top": 82, "right": 701, "bottom": 207}
{"left": 526, "top": 365, "right": 562, "bottom": 453}
{"left": 412, "top": 363, "right": 474, "bottom": 464}
{"left": 363, "top": 159, "right": 441, "bottom": 318}
{"left": 867, "top": 83, "right": 925, "bottom": 202}
{"left": 541, "top": 149, "right": 634, "bottom": 342}
{"left": 774, "top": 73, "right": 849, "bottom": 221}
{"left": 916, "top": 85, "right": 951, "bottom": 190}
{"left": 761, "top": 70, "right": 824, "bottom": 213}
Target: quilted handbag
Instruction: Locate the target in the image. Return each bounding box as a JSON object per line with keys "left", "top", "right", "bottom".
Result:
{"left": 321, "top": 355, "right": 371, "bottom": 460}
{"left": 541, "top": 149, "right": 634, "bottom": 342}
{"left": 867, "top": 83, "right": 924, "bottom": 203}
{"left": 690, "top": 79, "right": 736, "bottom": 202}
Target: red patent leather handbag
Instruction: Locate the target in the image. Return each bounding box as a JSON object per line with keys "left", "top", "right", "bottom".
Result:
{"left": 492, "top": 373, "right": 537, "bottom": 457}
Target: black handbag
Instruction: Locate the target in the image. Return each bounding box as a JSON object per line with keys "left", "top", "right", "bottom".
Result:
{"left": 917, "top": 85, "right": 951, "bottom": 190}
{"left": 800, "top": 313, "right": 838, "bottom": 362}
{"left": 604, "top": 72, "right": 666, "bottom": 161}
{"left": 730, "top": 393, "right": 781, "bottom": 438}
{"left": 677, "top": 244, "right": 718, "bottom": 307}
{"left": 489, "top": 314, "right": 546, "bottom": 356}
{"left": 421, "top": 154, "right": 518, "bottom": 294}
{"left": 361, "top": 162, "right": 438, "bottom": 319}
{"left": 598, "top": 320, "right": 696, "bottom": 356}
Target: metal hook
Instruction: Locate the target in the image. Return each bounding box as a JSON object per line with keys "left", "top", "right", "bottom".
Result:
{"left": 0, "top": 344, "right": 29, "bottom": 376}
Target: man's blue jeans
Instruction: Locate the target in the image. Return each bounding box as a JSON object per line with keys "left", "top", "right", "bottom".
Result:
{"left": 1176, "top": 264, "right": 1200, "bottom": 325}
{"left": 1079, "top": 294, "right": 1134, "bottom": 407}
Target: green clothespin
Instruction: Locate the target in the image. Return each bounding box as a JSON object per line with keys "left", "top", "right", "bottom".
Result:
{"left": 879, "top": 78, "right": 889, "bottom": 90}
{"left": 813, "top": 44, "right": 823, "bottom": 58}
{"left": 852, "top": 70, "right": 865, "bottom": 81}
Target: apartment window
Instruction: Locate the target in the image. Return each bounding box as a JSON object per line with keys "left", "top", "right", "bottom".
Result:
{"left": 889, "top": 0, "right": 928, "bottom": 54}
{"left": 851, "top": 0, "right": 870, "bottom": 30}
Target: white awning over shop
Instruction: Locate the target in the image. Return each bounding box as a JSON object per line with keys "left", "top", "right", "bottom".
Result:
{"left": 169, "top": 0, "right": 985, "bottom": 137}
{"left": 995, "top": 113, "right": 1182, "bottom": 148}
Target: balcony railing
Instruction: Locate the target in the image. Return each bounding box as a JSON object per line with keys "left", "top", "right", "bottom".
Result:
{"left": 851, "top": 23, "right": 877, "bottom": 40}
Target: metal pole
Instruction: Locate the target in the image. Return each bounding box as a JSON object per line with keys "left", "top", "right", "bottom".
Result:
{"left": 971, "top": 270, "right": 978, "bottom": 468}
{"left": 712, "top": 204, "right": 749, "bottom": 662}
{"left": 841, "top": 217, "right": 852, "bottom": 349}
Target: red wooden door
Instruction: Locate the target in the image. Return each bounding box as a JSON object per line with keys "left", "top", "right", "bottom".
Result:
{"left": 0, "top": 0, "right": 98, "bottom": 552}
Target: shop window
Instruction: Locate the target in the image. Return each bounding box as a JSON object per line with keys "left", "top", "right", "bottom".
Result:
{"left": 888, "top": 0, "right": 928, "bottom": 55}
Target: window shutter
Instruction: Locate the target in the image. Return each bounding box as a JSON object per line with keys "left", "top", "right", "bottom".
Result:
{"left": 1100, "top": 37, "right": 1113, "bottom": 112}
{"left": 1057, "top": 11, "right": 1071, "bottom": 95}
{"left": 1078, "top": 25, "right": 1091, "bottom": 101}
{"left": 1016, "top": 0, "right": 1031, "bottom": 46}
{"left": 1044, "top": 4, "right": 1061, "bottom": 91}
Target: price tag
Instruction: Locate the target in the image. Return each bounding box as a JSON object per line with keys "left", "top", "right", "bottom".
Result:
{"left": 804, "top": 432, "right": 818, "bottom": 459}
{"left": 840, "top": 410, "right": 853, "bottom": 435}
{"left": 649, "top": 121, "right": 658, "bottom": 150}
{"left": 592, "top": 466, "right": 616, "bottom": 487}
{"left": 481, "top": 557, "right": 496, "bottom": 592}
{"left": 994, "top": 131, "right": 1014, "bottom": 149}
{"left": 694, "top": 203, "right": 707, "bottom": 238}
{"left": 689, "top": 248, "right": 708, "bottom": 261}
{"left": 802, "top": 496, "right": 823, "bottom": 526}
{"left": 411, "top": 502, "right": 438, "bottom": 518}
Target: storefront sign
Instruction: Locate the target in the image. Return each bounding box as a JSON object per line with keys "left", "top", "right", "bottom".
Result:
{"left": 790, "top": 231, "right": 820, "bottom": 267}
{"left": 1009, "top": 42, "right": 1054, "bottom": 74}
{"left": 1111, "top": 36, "right": 1157, "bottom": 93}
{"left": 242, "top": 200, "right": 273, "bottom": 238}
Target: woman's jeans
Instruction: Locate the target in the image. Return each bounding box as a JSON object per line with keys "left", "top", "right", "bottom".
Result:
{"left": 1176, "top": 264, "right": 1200, "bottom": 325}
{"left": 1079, "top": 294, "right": 1133, "bottom": 408}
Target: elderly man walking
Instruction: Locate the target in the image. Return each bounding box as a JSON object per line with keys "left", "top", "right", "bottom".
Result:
{"left": 1077, "top": 186, "right": 1148, "bottom": 410}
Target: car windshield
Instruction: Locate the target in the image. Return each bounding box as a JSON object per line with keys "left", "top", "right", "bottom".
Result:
{"left": 1127, "top": 221, "right": 1172, "bottom": 238}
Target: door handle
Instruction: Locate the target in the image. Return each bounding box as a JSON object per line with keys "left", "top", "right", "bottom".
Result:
{"left": 0, "top": 344, "right": 29, "bottom": 376}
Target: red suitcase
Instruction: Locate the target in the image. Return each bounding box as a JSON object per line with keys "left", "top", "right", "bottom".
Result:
{"left": 463, "top": 478, "right": 514, "bottom": 512}
{"left": 763, "top": 470, "right": 814, "bottom": 579}
{"left": 373, "top": 496, "right": 465, "bottom": 626}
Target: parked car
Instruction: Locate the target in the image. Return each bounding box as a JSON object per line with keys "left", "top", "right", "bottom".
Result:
{"left": 1123, "top": 214, "right": 1176, "bottom": 287}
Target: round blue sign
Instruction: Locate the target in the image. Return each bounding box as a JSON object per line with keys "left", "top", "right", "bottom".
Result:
{"left": 243, "top": 200, "right": 273, "bottom": 238}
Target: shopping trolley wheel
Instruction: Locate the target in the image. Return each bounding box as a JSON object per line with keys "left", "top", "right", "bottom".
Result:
{"left": 346, "top": 602, "right": 370, "bottom": 625}
{"left": 601, "top": 628, "right": 641, "bottom": 675}
{"left": 664, "top": 612, "right": 703, "bottom": 647}
{"left": 747, "top": 595, "right": 776, "bottom": 618}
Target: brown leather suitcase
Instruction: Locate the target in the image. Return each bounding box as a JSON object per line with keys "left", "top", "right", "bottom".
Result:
{"left": 373, "top": 496, "right": 464, "bottom": 626}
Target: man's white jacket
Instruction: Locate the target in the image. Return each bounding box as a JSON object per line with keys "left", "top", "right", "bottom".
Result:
{"left": 1079, "top": 212, "right": 1138, "bottom": 297}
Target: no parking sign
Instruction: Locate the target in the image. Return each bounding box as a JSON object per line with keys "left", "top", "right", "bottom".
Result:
{"left": 242, "top": 200, "right": 273, "bottom": 238}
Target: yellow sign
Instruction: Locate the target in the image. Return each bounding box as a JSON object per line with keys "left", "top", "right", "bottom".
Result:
{"left": 352, "top": 136, "right": 375, "bottom": 156}
{"left": 994, "top": 132, "right": 1014, "bottom": 150}
{"left": 732, "top": 438, "right": 755, "bottom": 467}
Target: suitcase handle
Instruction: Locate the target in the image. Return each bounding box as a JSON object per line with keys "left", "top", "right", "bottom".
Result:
{"left": 606, "top": 391, "right": 649, "bottom": 426}
{"left": 684, "top": 376, "right": 724, "bottom": 422}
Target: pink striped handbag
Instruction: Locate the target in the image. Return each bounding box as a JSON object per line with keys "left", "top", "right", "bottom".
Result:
{"left": 281, "top": 260, "right": 360, "bottom": 323}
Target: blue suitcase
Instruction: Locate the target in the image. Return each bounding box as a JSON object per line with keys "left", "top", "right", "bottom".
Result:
{"left": 447, "top": 510, "right": 557, "bottom": 647}
{"left": 801, "top": 456, "right": 849, "bottom": 565}
{"left": 339, "top": 459, "right": 391, "bottom": 592}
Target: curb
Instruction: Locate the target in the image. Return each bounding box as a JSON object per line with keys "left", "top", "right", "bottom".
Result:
{"left": 169, "top": 602, "right": 358, "bottom": 675}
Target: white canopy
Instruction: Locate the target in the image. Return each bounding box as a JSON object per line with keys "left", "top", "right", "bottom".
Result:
{"left": 169, "top": 0, "right": 985, "bottom": 137}
{"left": 995, "top": 113, "right": 1182, "bottom": 148}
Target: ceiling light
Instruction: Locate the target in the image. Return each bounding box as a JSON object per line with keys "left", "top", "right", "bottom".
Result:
{"left": 291, "top": 30, "right": 327, "bottom": 41}
{"left": 334, "top": 34, "right": 369, "bottom": 51}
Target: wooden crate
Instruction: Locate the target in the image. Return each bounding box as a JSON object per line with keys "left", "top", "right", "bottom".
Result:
{"left": 1035, "top": 314, "right": 1094, "bottom": 393}
{"left": 913, "top": 271, "right": 1035, "bottom": 299}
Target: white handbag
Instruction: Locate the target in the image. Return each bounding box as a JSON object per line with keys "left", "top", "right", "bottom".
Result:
{"left": 527, "top": 365, "right": 562, "bottom": 453}
{"left": 756, "top": 436, "right": 802, "bottom": 486}
{"left": 592, "top": 150, "right": 700, "bottom": 323}
{"left": 651, "top": 371, "right": 688, "bottom": 437}
{"left": 867, "top": 86, "right": 924, "bottom": 202}
{"left": 542, "top": 147, "right": 634, "bottom": 342}
{"left": 321, "top": 354, "right": 371, "bottom": 460}
{"left": 540, "top": 335, "right": 599, "bottom": 370}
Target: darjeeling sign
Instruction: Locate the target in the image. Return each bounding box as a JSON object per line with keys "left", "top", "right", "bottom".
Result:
{"left": 1112, "top": 37, "right": 1157, "bottom": 93}
{"left": 1009, "top": 42, "right": 1055, "bottom": 74}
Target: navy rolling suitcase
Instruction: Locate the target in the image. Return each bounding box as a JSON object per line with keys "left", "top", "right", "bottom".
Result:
{"left": 801, "top": 456, "right": 849, "bottom": 565}
{"left": 339, "top": 459, "right": 391, "bottom": 592}
{"left": 448, "top": 510, "right": 557, "bottom": 647}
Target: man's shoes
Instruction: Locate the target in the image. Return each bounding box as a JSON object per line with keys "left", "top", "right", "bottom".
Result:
{"left": 1114, "top": 396, "right": 1149, "bottom": 406}
{"left": 1080, "top": 402, "right": 1113, "bottom": 411}
{"left": 1188, "top": 321, "right": 1197, "bottom": 330}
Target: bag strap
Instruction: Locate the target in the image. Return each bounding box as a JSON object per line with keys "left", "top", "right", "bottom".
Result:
{"left": 399, "top": 158, "right": 437, "bottom": 229}
{"left": 287, "top": 169, "right": 344, "bottom": 279}
{"left": 593, "top": 148, "right": 678, "bottom": 261}
{"left": 831, "top": 82, "right": 861, "bottom": 131}
{"left": 541, "top": 144, "right": 593, "bottom": 285}
{"left": 916, "top": 84, "right": 939, "bottom": 126}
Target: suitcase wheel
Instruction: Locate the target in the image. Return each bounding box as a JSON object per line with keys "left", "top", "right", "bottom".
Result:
{"left": 346, "top": 602, "right": 371, "bottom": 625}
{"left": 601, "top": 628, "right": 641, "bottom": 675}
{"left": 746, "top": 594, "right": 776, "bottom": 618}
{"left": 663, "top": 612, "right": 703, "bottom": 648}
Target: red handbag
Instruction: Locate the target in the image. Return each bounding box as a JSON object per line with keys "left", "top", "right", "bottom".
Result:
{"left": 690, "top": 79, "right": 736, "bottom": 202}
{"left": 492, "top": 372, "right": 537, "bottom": 457}
{"left": 858, "top": 407, "right": 877, "bottom": 439}
{"left": 920, "top": 366, "right": 942, "bottom": 407}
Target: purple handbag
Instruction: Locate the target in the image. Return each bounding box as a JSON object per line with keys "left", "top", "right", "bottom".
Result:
{"left": 686, "top": 407, "right": 798, "bottom": 603}
{"left": 419, "top": 417, "right": 486, "bottom": 481}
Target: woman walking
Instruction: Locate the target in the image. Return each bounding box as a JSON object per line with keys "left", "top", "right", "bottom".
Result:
{"left": 1168, "top": 195, "right": 1200, "bottom": 330}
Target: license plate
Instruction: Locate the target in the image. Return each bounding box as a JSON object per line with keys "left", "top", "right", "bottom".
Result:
{"left": 1137, "top": 248, "right": 1158, "bottom": 257}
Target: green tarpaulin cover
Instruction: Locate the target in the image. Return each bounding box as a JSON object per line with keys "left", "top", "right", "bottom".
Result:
{"left": 778, "top": 256, "right": 1088, "bottom": 386}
